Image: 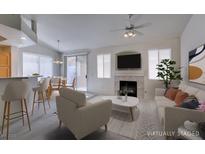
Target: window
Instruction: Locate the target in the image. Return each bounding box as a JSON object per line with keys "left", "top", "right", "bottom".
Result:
{"left": 39, "top": 56, "right": 53, "bottom": 77}
{"left": 148, "top": 48, "right": 171, "bottom": 80}
{"left": 23, "top": 52, "right": 53, "bottom": 77}
{"left": 23, "top": 53, "right": 39, "bottom": 76}
{"left": 97, "top": 54, "right": 111, "bottom": 78}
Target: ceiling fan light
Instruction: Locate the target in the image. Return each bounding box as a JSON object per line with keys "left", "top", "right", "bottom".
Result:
{"left": 132, "top": 33, "right": 136, "bottom": 37}
{"left": 128, "top": 31, "right": 133, "bottom": 36}
{"left": 124, "top": 33, "right": 128, "bottom": 37}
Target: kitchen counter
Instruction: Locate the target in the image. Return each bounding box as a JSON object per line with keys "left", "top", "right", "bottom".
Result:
{"left": 0, "top": 75, "right": 42, "bottom": 80}
{"left": 0, "top": 76, "right": 40, "bottom": 127}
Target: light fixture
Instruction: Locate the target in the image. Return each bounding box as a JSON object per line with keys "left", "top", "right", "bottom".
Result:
{"left": 123, "top": 33, "right": 128, "bottom": 37}
{"left": 123, "top": 30, "right": 136, "bottom": 38}
{"left": 53, "top": 40, "right": 63, "bottom": 64}
{"left": 128, "top": 31, "right": 133, "bottom": 36}
{"left": 20, "top": 36, "right": 26, "bottom": 40}
{"left": 53, "top": 58, "right": 63, "bottom": 64}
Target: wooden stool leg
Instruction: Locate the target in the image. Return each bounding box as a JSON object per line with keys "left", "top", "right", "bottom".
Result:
{"left": 48, "top": 99, "right": 51, "bottom": 108}
{"left": 38, "top": 101, "right": 40, "bottom": 110}
{"left": 129, "top": 107, "right": 134, "bottom": 121}
{"left": 32, "top": 91, "right": 36, "bottom": 115}
{"left": 46, "top": 90, "right": 51, "bottom": 108}
{"left": 105, "top": 124, "right": 107, "bottom": 131}
{"left": 59, "top": 120, "right": 62, "bottom": 128}
{"left": 23, "top": 99, "right": 31, "bottom": 131}
{"left": 1, "top": 101, "right": 7, "bottom": 134}
{"left": 20, "top": 99, "right": 24, "bottom": 126}
{"left": 47, "top": 96, "right": 51, "bottom": 108}
{"left": 38, "top": 91, "right": 40, "bottom": 110}
{"left": 6, "top": 102, "right": 11, "bottom": 140}
{"left": 41, "top": 92, "right": 46, "bottom": 114}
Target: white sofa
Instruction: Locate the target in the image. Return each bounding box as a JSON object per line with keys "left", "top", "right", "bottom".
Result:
{"left": 155, "top": 83, "right": 205, "bottom": 133}
{"left": 56, "top": 88, "right": 112, "bottom": 139}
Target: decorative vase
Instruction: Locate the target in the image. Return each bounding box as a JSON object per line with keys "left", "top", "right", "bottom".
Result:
{"left": 124, "top": 93, "right": 127, "bottom": 102}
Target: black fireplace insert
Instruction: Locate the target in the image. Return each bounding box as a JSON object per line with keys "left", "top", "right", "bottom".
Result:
{"left": 119, "top": 81, "right": 137, "bottom": 97}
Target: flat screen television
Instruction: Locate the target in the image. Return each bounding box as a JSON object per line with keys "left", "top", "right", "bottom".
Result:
{"left": 117, "top": 54, "right": 141, "bottom": 69}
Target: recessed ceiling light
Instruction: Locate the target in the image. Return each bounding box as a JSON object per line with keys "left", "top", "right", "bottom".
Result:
{"left": 20, "top": 37, "right": 26, "bottom": 40}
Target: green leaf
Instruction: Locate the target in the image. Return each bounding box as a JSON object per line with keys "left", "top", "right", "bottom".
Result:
{"left": 156, "top": 59, "right": 181, "bottom": 87}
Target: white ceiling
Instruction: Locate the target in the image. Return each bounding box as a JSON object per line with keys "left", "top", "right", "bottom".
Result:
{"left": 30, "top": 14, "right": 191, "bottom": 52}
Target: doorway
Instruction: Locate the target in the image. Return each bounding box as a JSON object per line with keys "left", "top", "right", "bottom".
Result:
{"left": 67, "top": 55, "right": 87, "bottom": 91}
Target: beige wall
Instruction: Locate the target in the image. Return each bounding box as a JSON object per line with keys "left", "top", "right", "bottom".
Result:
{"left": 87, "top": 38, "right": 180, "bottom": 99}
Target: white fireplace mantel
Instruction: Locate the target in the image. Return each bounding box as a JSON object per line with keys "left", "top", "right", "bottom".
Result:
{"left": 114, "top": 73, "right": 144, "bottom": 77}
{"left": 114, "top": 70, "right": 144, "bottom": 77}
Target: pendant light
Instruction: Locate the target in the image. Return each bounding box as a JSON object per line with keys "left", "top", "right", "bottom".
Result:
{"left": 53, "top": 40, "right": 63, "bottom": 64}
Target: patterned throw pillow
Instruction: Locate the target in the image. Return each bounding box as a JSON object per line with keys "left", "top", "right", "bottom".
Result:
{"left": 179, "top": 95, "right": 199, "bottom": 109}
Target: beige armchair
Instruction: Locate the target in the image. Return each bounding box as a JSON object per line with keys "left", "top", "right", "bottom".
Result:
{"left": 56, "top": 88, "right": 112, "bottom": 139}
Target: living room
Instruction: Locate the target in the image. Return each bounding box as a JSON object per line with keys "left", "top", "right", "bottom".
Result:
{"left": 0, "top": 0, "right": 205, "bottom": 152}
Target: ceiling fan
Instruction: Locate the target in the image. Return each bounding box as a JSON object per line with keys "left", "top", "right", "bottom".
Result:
{"left": 111, "top": 14, "right": 151, "bottom": 38}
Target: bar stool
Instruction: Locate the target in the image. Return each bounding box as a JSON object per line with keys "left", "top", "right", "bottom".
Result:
{"left": 32, "top": 78, "right": 50, "bottom": 114}
{"left": 1, "top": 81, "right": 31, "bottom": 139}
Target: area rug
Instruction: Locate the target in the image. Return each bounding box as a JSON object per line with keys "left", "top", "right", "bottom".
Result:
{"left": 0, "top": 94, "right": 164, "bottom": 140}
{"left": 89, "top": 96, "right": 165, "bottom": 140}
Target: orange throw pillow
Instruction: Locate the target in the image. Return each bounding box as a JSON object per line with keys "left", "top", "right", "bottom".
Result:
{"left": 165, "top": 88, "right": 179, "bottom": 101}
{"left": 174, "top": 91, "right": 189, "bottom": 106}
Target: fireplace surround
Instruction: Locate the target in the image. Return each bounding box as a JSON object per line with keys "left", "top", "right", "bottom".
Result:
{"left": 114, "top": 74, "right": 144, "bottom": 99}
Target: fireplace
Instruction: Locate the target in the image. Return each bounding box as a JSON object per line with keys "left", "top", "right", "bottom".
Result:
{"left": 119, "top": 81, "right": 137, "bottom": 97}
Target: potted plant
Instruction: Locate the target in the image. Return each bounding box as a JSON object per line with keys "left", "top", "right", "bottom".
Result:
{"left": 156, "top": 59, "right": 182, "bottom": 89}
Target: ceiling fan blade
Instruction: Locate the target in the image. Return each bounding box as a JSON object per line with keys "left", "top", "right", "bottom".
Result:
{"left": 110, "top": 28, "right": 125, "bottom": 32}
{"left": 134, "top": 23, "right": 152, "bottom": 29}
{"left": 135, "top": 31, "right": 144, "bottom": 36}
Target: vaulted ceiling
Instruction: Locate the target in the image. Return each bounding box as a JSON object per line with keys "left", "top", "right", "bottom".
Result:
{"left": 30, "top": 14, "right": 191, "bottom": 52}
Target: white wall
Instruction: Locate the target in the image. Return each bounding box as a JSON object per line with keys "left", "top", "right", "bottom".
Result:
{"left": 181, "top": 14, "right": 205, "bottom": 90}
{"left": 11, "top": 46, "right": 22, "bottom": 76}
{"left": 11, "top": 44, "right": 61, "bottom": 76}
{"left": 88, "top": 38, "right": 180, "bottom": 98}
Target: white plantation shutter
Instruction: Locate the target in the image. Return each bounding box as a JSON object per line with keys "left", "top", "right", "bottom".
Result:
{"left": 148, "top": 49, "right": 159, "bottom": 80}
{"left": 103, "top": 54, "right": 111, "bottom": 78}
{"left": 97, "top": 55, "right": 104, "bottom": 78}
{"left": 23, "top": 52, "right": 53, "bottom": 77}
{"left": 148, "top": 48, "right": 171, "bottom": 80}
{"left": 159, "top": 49, "right": 171, "bottom": 62}
{"left": 40, "top": 56, "right": 53, "bottom": 77}
{"left": 23, "top": 53, "right": 39, "bottom": 76}
{"left": 97, "top": 54, "right": 111, "bottom": 78}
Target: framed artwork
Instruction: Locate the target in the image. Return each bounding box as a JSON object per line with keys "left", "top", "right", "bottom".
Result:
{"left": 189, "top": 44, "right": 205, "bottom": 84}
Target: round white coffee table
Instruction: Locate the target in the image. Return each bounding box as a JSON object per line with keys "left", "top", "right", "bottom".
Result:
{"left": 102, "top": 96, "right": 139, "bottom": 121}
